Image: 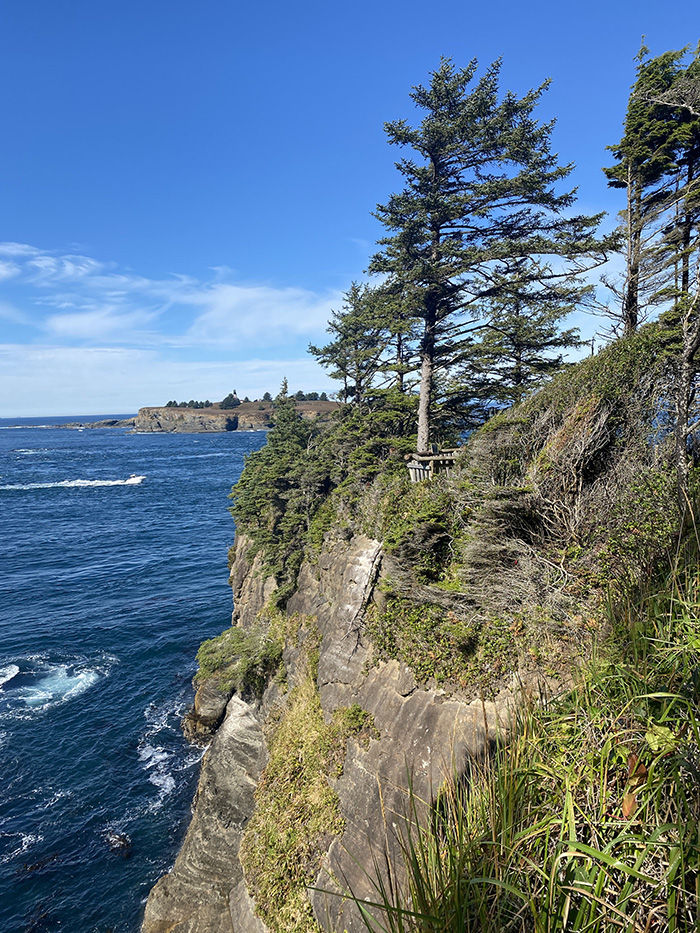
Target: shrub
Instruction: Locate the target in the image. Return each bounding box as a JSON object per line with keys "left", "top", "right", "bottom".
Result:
{"left": 194, "top": 624, "right": 282, "bottom": 698}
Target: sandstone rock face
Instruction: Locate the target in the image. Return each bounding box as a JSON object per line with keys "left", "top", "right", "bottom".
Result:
{"left": 229, "top": 536, "right": 278, "bottom": 629}
{"left": 182, "top": 677, "right": 232, "bottom": 744}
{"left": 134, "top": 407, "right": 269, "bottom": 433}
{"left": 143, "top": 532, "right": 513, "bottom": 933}
{"left": 285, "top": 535, "right": 512, "bottom": 933}
{"left": 133, "top": 401, "right": 339, "bottom": 434}
{"left": 141, "top": 695, "right": 266, "bottom": 933}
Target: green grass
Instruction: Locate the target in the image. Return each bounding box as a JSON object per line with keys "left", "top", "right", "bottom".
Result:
{"left": 240, "top": 644, "right": 379, "bottom": 933}
{"left": 194, "top": 621, "right": 283, "bottom": 697}
{"left": 348, "top": 546, "right": 700, "bottom": 932}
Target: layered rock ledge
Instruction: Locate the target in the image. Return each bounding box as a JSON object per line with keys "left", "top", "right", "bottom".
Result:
{"left": 142, "top": 532, "right": 516, "bottom": 933}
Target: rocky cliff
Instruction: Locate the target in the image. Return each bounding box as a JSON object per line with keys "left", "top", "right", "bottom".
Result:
{"left": 134, "top": 401, "right": 338, "bottom": 434}
{"left": 141, "top": 330, "right": 688, "bottom": 933}
{"left": 134, "top": 406, "right": 270, "bottom": 433}
{"left": 142, "top": 530, "right": 516, "bottom": 933}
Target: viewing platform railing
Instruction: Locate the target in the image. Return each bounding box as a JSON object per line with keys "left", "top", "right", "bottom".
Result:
{"left": 405, "top": 448, "right": 461, "bottom": 482}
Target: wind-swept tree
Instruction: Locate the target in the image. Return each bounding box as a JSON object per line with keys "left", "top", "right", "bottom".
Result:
{"left": 458, "top": 258, "right": 583, "bottom": 409}
{"left": 603, "top": 45, "right": 689, "bottom": 334}
{"left": 370, "top": 58, "right": 608, "bottom": 452}
{"left": 309, "top": 282, "right": 417, "bottom": 405}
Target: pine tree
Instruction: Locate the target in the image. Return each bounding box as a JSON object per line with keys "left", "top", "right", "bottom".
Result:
{"left": 370, "top": 58, "right": 607, "bottom": 451}
{"left": 309, "top": 283, "right": 405, "bottom": 406}
{"left": 603, "top": 44, "right": 688, "bottom": 334}
{"left": 458, "top": 259, "right": 582, "bottom": 409}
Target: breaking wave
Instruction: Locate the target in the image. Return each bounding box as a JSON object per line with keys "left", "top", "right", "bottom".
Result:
{"left": 0, "top": 657, "right": 115, "bottom": 716}
{"left": 0, "top": 665, "right": 19, "bottom": 688}
{"left": 0, "top": 475, "right": 146, "bottom": 490}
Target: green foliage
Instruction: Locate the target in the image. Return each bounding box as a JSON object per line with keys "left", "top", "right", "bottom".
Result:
{"left": 454, "top": 260, "right": 584, "bottom": 411}
{"left": 230, "top": 387, "right": 421, "bottom": 602}
{"left": 351, "top": 547, "right": 700, "bottom": 932}
{"left": 230, "top": 395, "right": 321, "bottom": 603}
{"left": 240, "top": 654, "right": 378, "bottom": 933}
{"left": 194, "top": 623, "right": 282, "bottom": 698}
{"left": 370, "top": 57, "right": 609, "bottom": 449}
{"left": 220, "top": 392, "right": 241, "bottom": 409}
{"left": 604, "top": 44, "right": 700, "bottom": 333}
{"left": 366, "top": 598, "right": 519, "bottom": 691}
{"left": 599, "top": 468, "right": 679, "bottom": 587}
{"left": 380, "top": 480, "right": 455, "bottom": 582}
{"left": 164, "top": 399, "right": 212, "bottom": 408}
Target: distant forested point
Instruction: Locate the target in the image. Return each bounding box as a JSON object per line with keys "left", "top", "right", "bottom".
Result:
{"left": 164, "top": 390, "right": 328, "bottom": 409}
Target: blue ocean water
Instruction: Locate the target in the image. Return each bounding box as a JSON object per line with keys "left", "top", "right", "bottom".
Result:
{"left": 0, "top": 418, "right": 267, "bottom": 933}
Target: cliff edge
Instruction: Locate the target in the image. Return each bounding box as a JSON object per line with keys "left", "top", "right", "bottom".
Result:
{"left": 142, "top": 529, "right": 516, "bottom": 933}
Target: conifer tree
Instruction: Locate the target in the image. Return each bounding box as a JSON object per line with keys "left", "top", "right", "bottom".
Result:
{"left": 603, "top": 45, "right": 688, "bottom": 333}
{"left": 370, "top": 58, "right": 608, "bottom": 451}
{"left": 460, "top": 259, "right": 582, "bottom": 409}
{"left": 309, "top": 283, "right": 416, "bottom": 405}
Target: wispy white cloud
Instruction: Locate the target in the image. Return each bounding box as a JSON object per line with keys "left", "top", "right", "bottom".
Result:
{"left": 0, "top": 344, "right": 335, "bottom": 417}
{"left": 0, "top": 241, "right": 342, "bottom": 350}
{"left": 0, "top": 300, "right": 29, "bottom": 324}
{"left": 182, "top": 283, "right": 339, "bottom": 347}
{"left": 0, "top": 242, "right": 44, "bottom": 258}
{"left": 0, "top": 241, "right": 345, "bottom": 415}
{"left": 0, "top": 260, "right": 21, "bottom": 281}
{"left": 44, "top": 307, "right": 161, "bottom": 340}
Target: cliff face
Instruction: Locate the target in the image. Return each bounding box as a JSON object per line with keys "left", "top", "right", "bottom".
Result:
{"left": 134, "top": 401, "right": 338, "bottom": 433}
{"left": 134, "top": 407, "right": 270, "bottom": 433}
{"left": 142, "top": 531, "right": 514, "bottom": 933}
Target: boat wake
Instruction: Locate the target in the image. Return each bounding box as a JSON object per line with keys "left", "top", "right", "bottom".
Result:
{"left": 0, "top": 475, "right": 146, "bottom": 490}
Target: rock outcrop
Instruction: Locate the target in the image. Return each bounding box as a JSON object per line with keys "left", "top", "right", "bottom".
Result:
{"left": 142, "top": 695, "right": 267, "bottom": 933}
{"left": 134, "top": 407, "right": 268, "bottom": 433}
{"left": 142, "top": 531, "right": 514, "bottom": 933}
{"left": 134, "top": 401, "right": 339, "bottom": 433}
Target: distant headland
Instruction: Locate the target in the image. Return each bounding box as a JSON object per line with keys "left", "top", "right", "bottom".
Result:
{"left": 53, "top": 393, "right": 338, "bottom": 434}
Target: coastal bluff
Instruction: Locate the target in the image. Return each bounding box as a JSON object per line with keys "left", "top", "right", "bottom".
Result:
{"left": 141, "top": 530, "right": 515, "bottom": 933}
{"left": 134, "top": 400, "right": 337, "bottom": 433}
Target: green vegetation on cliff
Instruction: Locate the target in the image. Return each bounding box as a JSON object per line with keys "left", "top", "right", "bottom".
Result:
{"left": 225, "top": 320, "right": 699, "bottom": 930}
{"left": 217, "top": 47, "right": 700, "bottom": 931}
{"left": 352, "top": 544, "right": 700, "bottom": 932}
{"left": 239, "top": 621, "right": 378, "bottom": 933}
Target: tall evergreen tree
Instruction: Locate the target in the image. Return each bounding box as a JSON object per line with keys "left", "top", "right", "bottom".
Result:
{"left": 370, "top": 58, "right": 608, "bottom": 452}
{"left": 458, "top": 258, "right": 582, "bottom": 409}
{"left": 603, "top": 45, "right": 688, "bottom": 334}
{"left": 309, "top": 282, "right": 417, "bottom": 405}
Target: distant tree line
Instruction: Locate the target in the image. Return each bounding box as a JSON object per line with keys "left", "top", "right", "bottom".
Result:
{"left": 164, "top": 390, "right": 329, "bottom": 409}
{"left": 165, "top": 399, "right": 213, "bottom": 408}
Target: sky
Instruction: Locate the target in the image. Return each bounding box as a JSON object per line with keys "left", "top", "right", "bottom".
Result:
{"left": 0, "top": 1, "right": 698, "bottom": 416}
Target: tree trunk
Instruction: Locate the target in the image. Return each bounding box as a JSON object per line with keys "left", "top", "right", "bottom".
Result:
{"left": 624, "top": 172, "right": 641, "bottom": 335}
{"left": 675, "top": 350, "right": 692, "bottom": 513}
{"left": 416, "top": 310, "right": 436, "bottom": 453}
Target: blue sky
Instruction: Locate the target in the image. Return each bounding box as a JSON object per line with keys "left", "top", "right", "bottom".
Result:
{"left": 0, "top": 0, "right": 697, "bottom": 416}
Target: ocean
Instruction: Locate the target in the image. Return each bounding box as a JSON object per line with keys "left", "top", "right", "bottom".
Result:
{"left": 0, "top": 417, "right": 267, "bottom": 933}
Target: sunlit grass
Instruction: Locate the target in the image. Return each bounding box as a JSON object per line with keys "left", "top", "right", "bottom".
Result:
{"left": 349, "top": 538, "right": 700, "bottom": 932}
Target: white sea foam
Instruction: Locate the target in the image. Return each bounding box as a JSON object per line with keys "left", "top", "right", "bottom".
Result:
{"left": 20, "top": 666, "right": 101, "bottom": 709}
{"left": 0, "top": 832, "right": 43, "bottom": 865}
{"left": 0, "top": 475, "right": 146, "bottom": 490}
{"left": 12, "top": 448, "right": 47, "bottom": 454}
{"left": 0, "top": 664, "right": 19, "bottom": 688}
{"left": 40, "top": 789, "right": 72, "bottom": 810}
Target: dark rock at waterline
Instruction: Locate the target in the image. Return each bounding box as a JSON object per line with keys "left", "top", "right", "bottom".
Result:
{"left": 104, "top": 831, "right": 132, "bottom": 856}
{"left": 16, "top": 853, "right": 61, "bottom": 876}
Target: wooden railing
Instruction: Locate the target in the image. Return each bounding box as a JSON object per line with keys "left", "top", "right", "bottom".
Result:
{"left": 405, "top": 448, "right": 461, "bottom": 482}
